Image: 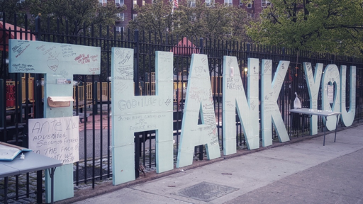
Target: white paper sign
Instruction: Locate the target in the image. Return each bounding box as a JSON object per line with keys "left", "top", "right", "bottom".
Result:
{"left": 327, "top": 85, "right": 334, "bottom": 103}
{"left": 28, "top": 116, "right": 79, "bottom": 164}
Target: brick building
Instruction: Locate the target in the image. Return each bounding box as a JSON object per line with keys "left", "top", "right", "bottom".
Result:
{"left": 99, "top": 0, "right": 271, "bottom": 32}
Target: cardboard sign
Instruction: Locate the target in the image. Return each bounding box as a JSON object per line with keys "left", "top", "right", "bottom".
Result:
{"left": 222, "top": 57, "right": 260, "bottom": 153}
{"left": 322, "top": 64, "right": 341, "bottom": 131}
{"left": 111, "top": 48, "right": 174, "bottom": 185}
{"left": 261, "top": 60, "right": 290, "bottom": 147}
{"left": 340, "top": 65, "right": 356, "bottom": 126}
{"left": 28, "top": 116, "right": 79, "bottom": 164}
{"left": 176, "top": 54, "right": 221, "bottom": 168}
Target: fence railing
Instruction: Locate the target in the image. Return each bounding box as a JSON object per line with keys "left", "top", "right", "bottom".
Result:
{"left": 1, "top": 13, "right": 363, "bottom": 203}
{"left": 5, "top": 75, "right": 227, "bottom": 111}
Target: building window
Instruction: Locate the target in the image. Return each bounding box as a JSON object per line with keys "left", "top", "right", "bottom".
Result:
{"left": 117, "top": 13, "right": 124, "bottom": 21}
{"left": 142, "top": 0, "right": 145, "bottom": 5}
{"left": 115, "top": 0, "right": 124, "bottom": 6}
{"left": 247, "top": 1, "right": 252, "bottom": 8}
{"left": 261, "top": 0, "right": 271, "bottom": 7}
{"left": 189, "top": 0, "right": 196, "bottom": 7}
{"left": 190, "top": 13, "right": 196, "bottom": 21}
{"left": 133, "top": 14, "right": 137, "bottom": 20}
{"left": 116, "top": 26, "right": 124, "bottom": 32}
{"left": 99, "top": 0, "right": 106, "bottom": 5}
{"left": 133, "top": 0, "right": 137, "bottom": 8}
{"left": 224, "top": 0, "right": 232, "bottom": 6}
{"left": 247, "top": 13, "right": 253, "bottom": 18}
{"left": 205, "top": 0, "right": 214, "bottom": 7}
{"left": 170, "top": 0, "right": 178, "bottom": 8}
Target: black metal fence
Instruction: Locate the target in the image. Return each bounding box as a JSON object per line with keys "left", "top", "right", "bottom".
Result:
{"left": 1, "top": 13, "right": 363, "bottom": 202}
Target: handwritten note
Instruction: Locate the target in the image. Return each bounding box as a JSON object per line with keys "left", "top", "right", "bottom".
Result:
{"left": 9, "top": 40, "right": 100, "bottom": 75}
{"left": 158, "top": 52, "right": 172, "bottom": 75}
{"left": 177, "top": 54, "right": 220, "bottom": 168}
{"left": 261, "top": 59, "right": 290, "bottom": 147}
{"left": 111, "top": 49, "right": 174, "bottom": 185}
{"left": 222, "top": 57, "right": 260, "bottom": 153}
{"left": 28, "top": 116, "right": 79, "bottom": 164}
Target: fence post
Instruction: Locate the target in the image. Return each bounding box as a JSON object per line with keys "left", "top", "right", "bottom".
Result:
{"left": 92, "top": 80, "right": 98, "bottom": 115}
{"left": 198, "top": 38, "right": 204, "bottom": 161}
{"left": 199, "top": 37, "right": 204, "bottom": 55}
{"left": 134, "top": 30, "right": 140, "bottom": 96}
{"left": 34, "top": 15, "right": 43, "bottom": 204}
{"left": 1, "top": 13, "right": 6, "bottom": 128}
{"left": 133, "top": 30, "right": 140, "bottom": 178}
{"left": 331, "top": 54, "right": 335, "bottom": 64}
{"left": 281, "top": 47, "right": 286, "bottom": 131}
{"left": 34, "top": 15, "right": 43, "bottom": 119}
{"left": 0, "top": 79, "right": 3, "bottom": 127}
{"left": 246, "top": 43, "right": 250, "bottom": 58}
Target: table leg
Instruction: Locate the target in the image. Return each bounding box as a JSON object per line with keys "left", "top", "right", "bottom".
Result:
{"left": 301, "top": 114, "right": 311, "bottom": 137}
{"left": 49, "top": 167, "right": 56, "bottom": 204}
{"left": 302, "top": 114, "right": 305, "bottom": 137}
{"left": 4, "top": 177, "right": 8, "bottom": 204}
{"left": 323, "top": 116, "right": 326, "bottom": 146}
{"left": 297, "top": 113, "right": 300, "bottom": 138}
{"left": 334, "top": 114, "right": 340, "bottom": 142}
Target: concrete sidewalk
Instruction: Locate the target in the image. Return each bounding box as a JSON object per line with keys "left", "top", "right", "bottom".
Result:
{"left": 72, "top": 123, "right": 363, "bottom": 204}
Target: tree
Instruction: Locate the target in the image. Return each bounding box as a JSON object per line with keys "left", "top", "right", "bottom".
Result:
{"left": 21, "top": 0, "right": 126, "bottom": 80}
{"left": 0, "top": 0, "right": 28, "bottom": 24}
{"left": 247, "top": 0, "right": 363, "bottom": 56}
{"left": 128, "top": 0, "right": 175, "bottom": 40}
{"left": 128, "top": 0, "right": 249, "bottom": 42}
{"left": 26, "top": 0, "right": 125, "bottom": 36}
{"left": 176, "top": 0, "right": 250, "bottom": 41}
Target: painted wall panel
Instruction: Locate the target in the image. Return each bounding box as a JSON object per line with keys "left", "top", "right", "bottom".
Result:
{"left": 111, "top": 48, "right": 174, "bottom": 185}
{"left": 222, "top": 57, "right": 260, "bottom": 154}
{"left": 9, "top": 39, "right": 100, "bottom": 202}
{"left": 261, "top": 60, "right": 290, "bottom": 147}
{"left": 340, "top": 66, "right": 356, "bottom": 126}
{"left": 177, "top": 54, "right": 220, "bottom": 168}
{"left": 322, "top": 65, "right": 341, "bottom": 130}
{"left": 303, "top": 62, "right": 323, "bottom": 135}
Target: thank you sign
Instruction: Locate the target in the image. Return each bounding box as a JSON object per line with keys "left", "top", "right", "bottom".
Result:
{"left": 28, "top": 116, "right": 80, "bottom": 164}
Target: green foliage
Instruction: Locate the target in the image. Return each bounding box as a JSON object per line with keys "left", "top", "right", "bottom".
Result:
{"left": 26, "top": 0, "right": 125, "bottom": 36}
{"left": 128, "top": 0, "right": 174, "bottom": 40}
{"left": 178, "top": 0, "right": 251, "bottom": 41}
{"left": 11, "top": 0, "right": 126, "bottom": 80}
{"left": 247, "top": 0, "right": 363, "bottom": 57}
{"left": 128, "top": 0, "right": 249, "bottom": 42}
{"left": 0, "top": 0, "right": 28, "bottom": 25}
